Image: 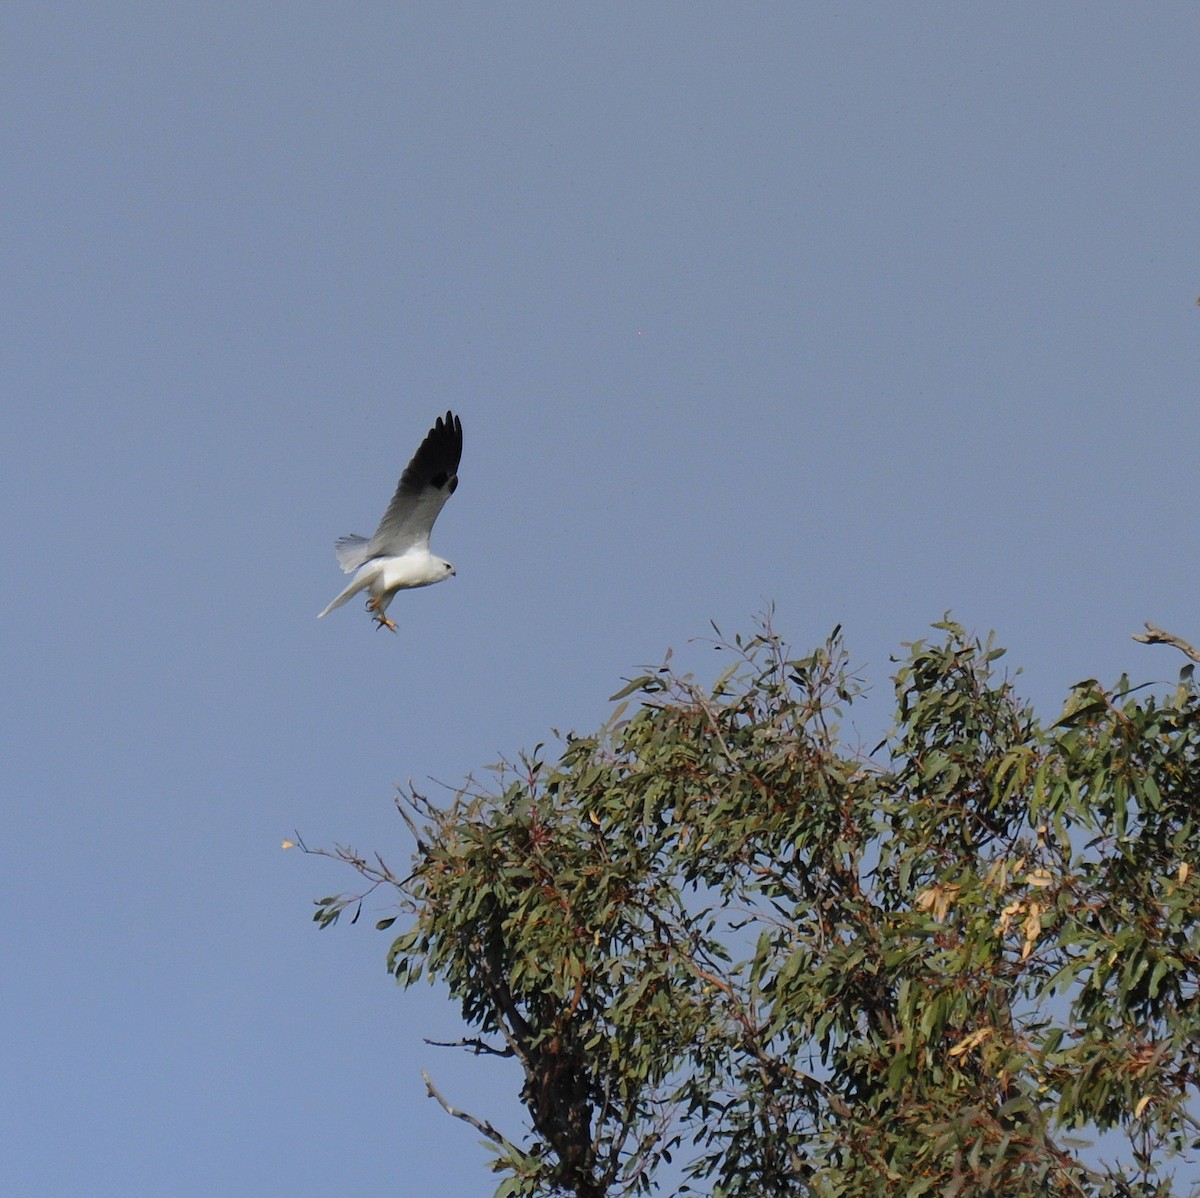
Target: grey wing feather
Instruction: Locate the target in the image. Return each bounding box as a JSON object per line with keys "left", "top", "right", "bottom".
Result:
{"left": 367, "top": 411, "right": 463, "bottom": 556}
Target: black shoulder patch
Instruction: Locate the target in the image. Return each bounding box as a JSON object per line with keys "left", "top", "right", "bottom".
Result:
{"left": 430, "top": 471, "right": 449, "bottom": 489}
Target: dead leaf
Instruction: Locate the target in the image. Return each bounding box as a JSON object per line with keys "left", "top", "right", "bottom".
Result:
{"left": 916, "top": 883, "right": 960, "bottom": 922}
{"left": 949, "top": 1027, "right": 993, "bottom": 1058}
{"left": 1021, "top": 902, "right": 1043, "bottom": 959}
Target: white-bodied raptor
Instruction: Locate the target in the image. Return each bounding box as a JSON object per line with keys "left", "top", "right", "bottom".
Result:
{"left": 318, "top": 411, "right": 463, "bottom": 632}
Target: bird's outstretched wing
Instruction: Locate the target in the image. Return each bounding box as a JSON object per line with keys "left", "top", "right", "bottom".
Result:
{"left": 368, "top": 410, "right": 463, "bottom": 557}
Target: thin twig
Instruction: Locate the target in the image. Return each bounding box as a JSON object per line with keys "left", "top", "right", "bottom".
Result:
{"left": 691, "top": 683, "right": 741, "bottom": 774}
{"left": 1132, "top": 623, "right": 1200, "bottom": 664}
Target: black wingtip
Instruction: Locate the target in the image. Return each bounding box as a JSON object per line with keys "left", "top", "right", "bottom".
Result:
{"left": 437, "top": 410, "right": 463, "bottom": 452}
{"left": 409, "top": 410, "right": 463, "bottom": 479}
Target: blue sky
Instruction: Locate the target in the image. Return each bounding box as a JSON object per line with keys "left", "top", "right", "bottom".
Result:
{"left": 4, "top": 6, "right": 1198, "bottom": 1195}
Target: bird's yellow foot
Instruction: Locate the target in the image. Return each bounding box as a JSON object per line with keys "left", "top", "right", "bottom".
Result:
{"left": 366, "top": 597, "right": 398, "bottom": 633}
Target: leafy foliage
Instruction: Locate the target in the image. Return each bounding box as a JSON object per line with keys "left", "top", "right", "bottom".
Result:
{"left": 310, "top": 618, "right": 1200, "bottom": 1197}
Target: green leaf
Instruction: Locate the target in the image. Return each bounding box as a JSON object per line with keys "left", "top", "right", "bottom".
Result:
{"left": 609, "top": 675, "right": 656, "bottom": 701}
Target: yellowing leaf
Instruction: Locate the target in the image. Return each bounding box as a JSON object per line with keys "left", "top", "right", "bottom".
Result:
{"left": 915, "top": 883, "right": 960, "bottom": 922}
{"left": 1021, "top": 902, "right": 1043, "bottom": 959}
{"left": 1135, "top": 1094, "right": 1152, "bottom": 1118}
{"left": 281, "top": 839, "right": 296, "bottom": 850}
{"left": 1024, "top": 869, "right": 1054, "bottom": 888}
{"left": 983, "top": 858, "right": 1008, "bottom": 890}
{"left": 949, "top": 1027, "right": 993, "bottom": 1058}
{"left": 1179, "top": 862, "right": 1190, "bottom": 884}
{"left": 997, "top": 899, "right": 1023, "bottom": 937}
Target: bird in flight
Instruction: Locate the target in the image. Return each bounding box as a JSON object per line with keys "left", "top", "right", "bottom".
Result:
{"left": 318, "top": 411, "right": 463, "bottom": 632}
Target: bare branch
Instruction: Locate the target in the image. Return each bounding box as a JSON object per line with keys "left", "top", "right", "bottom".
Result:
{"left": 392, "top": 789, "right": 428, "bottom": 849}
{"left": 1132, "top": 623, "right": 1200, "bottom": 664}
{"left": 421, "top": 1070, "right": 516, "bottom": 1151}
{"left": 424, "top": 1036, "right": 514, "bottom": 1058}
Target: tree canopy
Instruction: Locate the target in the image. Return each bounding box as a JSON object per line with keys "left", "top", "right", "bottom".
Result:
{"left": 308, "top": 618, "right": 1200, "bottom": 1197}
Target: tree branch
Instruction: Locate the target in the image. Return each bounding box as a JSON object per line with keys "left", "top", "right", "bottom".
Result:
{"left": 421, "top": 1070, "right": 516, "bottom": 1151}
{"left": 1132, "top": 623, "right": 1200, "bottom": 664}
{"left": 424, "top": 1036, "right": 514, "bottom": 1058}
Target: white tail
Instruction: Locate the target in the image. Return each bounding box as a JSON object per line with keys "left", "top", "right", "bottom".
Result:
{"left": 317, "top": 571, "right": 373, "bottom": 618}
